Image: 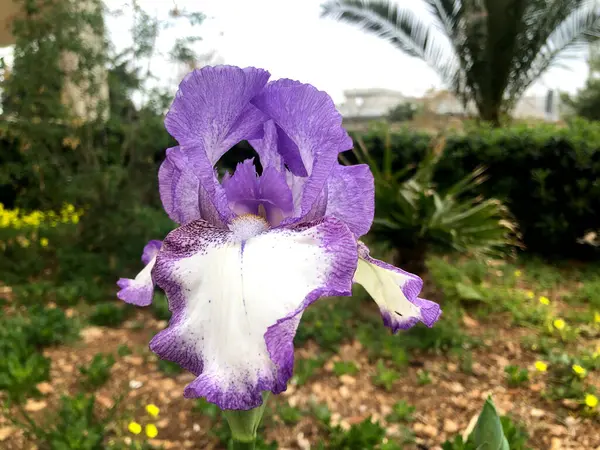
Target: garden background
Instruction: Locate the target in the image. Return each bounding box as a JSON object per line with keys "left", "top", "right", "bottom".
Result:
{"left": 1, "top": 0, "right": 599, "bottom": 449}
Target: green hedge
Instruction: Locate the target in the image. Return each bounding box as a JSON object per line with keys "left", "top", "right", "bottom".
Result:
{"left": 351, "top": 119, "right": 600, "bottom": 259}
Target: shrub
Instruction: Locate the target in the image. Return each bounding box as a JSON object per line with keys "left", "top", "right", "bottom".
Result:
{"left": 349, "top": 120, "right": 600, "bottom": 259}
{"left": 352, "top": 131, "right": 516, "bottom": 273}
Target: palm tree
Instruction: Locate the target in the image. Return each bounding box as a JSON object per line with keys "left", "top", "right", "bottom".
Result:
{"left": 322, "top": 0, "right": 600, "bottom": 124}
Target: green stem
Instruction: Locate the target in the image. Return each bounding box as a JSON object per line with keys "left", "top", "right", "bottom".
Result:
{"left": 232, "top": 440, "right": 256, "bottom": 450}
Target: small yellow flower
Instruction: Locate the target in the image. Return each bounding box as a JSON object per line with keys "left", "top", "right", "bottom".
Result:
{"left": 146, "top": 403, "right": 160, "bottom": 417}
{"left": 525, "top": 291, "right": 535, "bottom": 299}
{"left": 514, "top": 270, "right": 522, "bottom": 277}
{"left": 145, "top": 423, "right": 158, "bottom": 438}
{"left": 40, "top": 237, "right": 49, "bottom": 247}
{"left": 128, "top": 421, "right": 142, "bottom": 435}
{"left": 585, "top": 393, "right": 598, "bottom": 408}
{"left": 534, "top": 361, "right": 548, "bottom": 372}
{"left": 553, "top": 318, "right": 566, "bottom": 330}
{"left": 72, "top": 215, "right": 79, "bottom": 224}
{"left": 594, "top": 312, "right": 600, "bottom": 324}
{"left": 573, "top": 364, "right": 587, "bottom": 377}
{"left": 539, "top": 296, "right": 550, "bottom": 306}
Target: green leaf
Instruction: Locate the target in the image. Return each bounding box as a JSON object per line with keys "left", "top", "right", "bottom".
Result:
{"left": 455, "top": 282, "right": 486, "bottom": 302}
{"left": 469, "top": 397, "right": 509, "bottom": 450}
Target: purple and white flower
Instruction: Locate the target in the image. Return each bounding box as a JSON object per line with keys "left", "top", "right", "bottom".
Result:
{"left": 117, "top": 66, "right": 441, "bottom": 410}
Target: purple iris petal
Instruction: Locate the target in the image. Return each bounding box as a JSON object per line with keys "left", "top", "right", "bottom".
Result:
{"left": 150, "top": 216, "right": 357, "bottom": 410}
{"left": 325, "top": 163, "right": 375, "bottom": 238}
{"left": 356, "top": 243, "right": 441, "bottom": 333}
{"left": 164, "top": 66, "right": 271, "bottom": 226}
{"left": 251, "top": 79, "right": 352, "bottom": 222}
{"left": 248, "top": 120, "right": 285, "bottom": 172}
{"left": 222, "top": 159, "right": 293, "bottom": 226}
{"left": 158, "top": 147, "right": 226, "bottom": 227}
{"left": 142, "top": 240, "right": 162, "bottom": 264}
{"left": 117, "top": 240, "right": 162, "bottom": 306}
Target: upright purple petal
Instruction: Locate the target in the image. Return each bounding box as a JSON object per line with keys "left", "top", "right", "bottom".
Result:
{"left": 158, "top": 147, "right": 226, "bottom": 227}
{"left": 354, "top": 243, "right": 441, "bottom": 333}
{"left": 150, "top": 217, "right": 357, "bottom": 410}
{"left": 222, "top": 159, "right": 293, "bottom": 226}
{"left": 165, "top": 66, "right": 270, "bottom": 164}
{"left": 248, "top": 120, "right": 285, "bottom": 172}
{"left": 164, "top": 66, "right": 272, "bottom": 225}
{"left": 325, "top": 164, "right": 374, "bottom": 237}
{"left": 251, "top": 79, "right": 352, "bottom": 221}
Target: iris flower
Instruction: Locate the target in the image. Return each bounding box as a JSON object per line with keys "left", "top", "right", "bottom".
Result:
{"left": 117, "top": 66, "right": 441, "bottom": 410}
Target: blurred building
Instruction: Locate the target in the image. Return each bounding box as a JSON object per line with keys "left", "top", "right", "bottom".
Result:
{"left": 337, "top": 87, "right": 561, "bottom": 121}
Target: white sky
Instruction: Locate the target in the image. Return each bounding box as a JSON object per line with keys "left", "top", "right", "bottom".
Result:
{"left": 2, "top": 0, "right": 592, "bottom": 104}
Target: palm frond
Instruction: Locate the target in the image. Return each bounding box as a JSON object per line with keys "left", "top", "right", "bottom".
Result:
{"left": 505, "top": 0, "right": 600, "bottom": 109}
{"left": 321, "top": 0, "right": 459, "bottom": 87}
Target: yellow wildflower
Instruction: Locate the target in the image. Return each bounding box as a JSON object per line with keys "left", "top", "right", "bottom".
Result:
{"left": 145, "top": 423, "right": 158, "bottom": 439}
{"left": 553, "top": 318, "right": 566, "bottom": 330}
{"left": 514, "top": 270, "right": 522, "bottom": 277}
{"left": 525, "top": 291, "right": 535, "bottom": 299}
{"left": 146, "top": 403, "right": 160, "bottom": 417}
{"left": 539, "top": 296, "right": 550, "bottom": 306}
{"left": 594, "top": 312, "right": 600, "bottom": 324}
{"left": 40, "top": 237, "right": 49, "bottom": 247}
{"left": 572, "top": 364, "right": 587, "bottom": 377}
{"left": 534, "top": 361, "right": 548, "bottom": 372}
{"left": 128, "top": 421, "right": 142, "bottom": 435}
{"left": 72, "top": 215, "right": 79, "bottom": 224}
{"left": 585, "top": 393, "right": 598, "bottom": 408}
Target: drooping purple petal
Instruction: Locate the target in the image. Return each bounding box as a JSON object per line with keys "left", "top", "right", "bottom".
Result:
{"left": 117, "top": 240, "right": 162, "bottom": 306}
{"left": 142, "top": 240, "right": 162, "bottom": 265}
{"left": 251, "top": 79, "right": 352, "bottom": 221}
{"left": 158, "top": 146, "right": 226, "bottom": 227}
{"left": 354, "top": 243, "right": 441, "bottom": 333}
{"left": 150, "top": 216, "right": 357, "bottom": 410}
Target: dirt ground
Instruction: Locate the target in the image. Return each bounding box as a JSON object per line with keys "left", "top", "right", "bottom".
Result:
{"left": 1, "top": 302, "right": 599, "bottom": 450}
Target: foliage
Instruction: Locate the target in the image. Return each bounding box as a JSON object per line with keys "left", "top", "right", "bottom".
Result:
{"left": 386, "top": 400, "right": 415, "bottom": 423}
{"left": 388, "top": 102, "right": 417, "bottom": 122}
{"left": 351, "top": 121, "right": 600, "bottom": 258}
{"left": 79, "top": 353, "right": 115, "bottom": 389}
{"left": 157, "top": 359, "right": 183, "bottom": 377}
{"left": 351, "top": 129, "right": 516, "bottom": 272}
{"left": 332, "top": 361, "right": 359, "bottom": 377}
{"left": 504, "top": 365, "right": 530, "bottom": 387}
{"left": 320, "top": 418, "right": 388, "bottom": 450}
{"left": 277, "top": 404, "right": 304, "bottom": 425}
{"left": 442, "top": 398, "right": 532, "bottom": 450}
{"left": 322, "top": 0, "right": 600, "bottom": 124}
{"left": 563, "top": 53, "right": 600, "bottom": 120}
{"left": 372, "top": 360, "right": 399, "bottom": 391}
{"left": 0, "top": 306, "right": 76, "bottom": 401}
{"left": 13, "top": 394, "right": 118, "bottom": 450}
{"left": 292, "top": 357, "right": 325, "bottom": 386}
{"left": 89, "top": 302, "right": 131, "bottom": 327}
